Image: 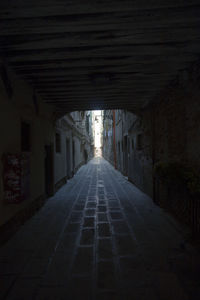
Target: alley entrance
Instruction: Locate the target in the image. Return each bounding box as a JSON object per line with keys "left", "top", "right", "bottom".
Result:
{"left": 1, "top": 157, "right": 200, "bottom": 300}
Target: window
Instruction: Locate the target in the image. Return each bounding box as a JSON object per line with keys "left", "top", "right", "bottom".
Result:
{"left": 21, "top": 121, "right": 31, "bottom": 152}
{"left": 55, "top": 133, "right": 61, "bottom": 153}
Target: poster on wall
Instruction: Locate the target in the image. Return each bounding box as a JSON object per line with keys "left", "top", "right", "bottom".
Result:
{"left": 2, "top": 153, "right": 30, "bottom": 204}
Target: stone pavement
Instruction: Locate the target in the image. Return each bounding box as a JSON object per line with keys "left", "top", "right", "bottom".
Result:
{"left": 0, "top": 157, "right": 200, "bottom": 300}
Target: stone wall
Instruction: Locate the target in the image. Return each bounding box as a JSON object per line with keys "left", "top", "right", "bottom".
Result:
{"left": 153, "top": 86, "right": 200, "bottom": 166}
{"left": 102, "top": 109, "right": 153, "bottom": 196}
{"left": 102, "top": 62, "right": 200, "bottom": 231}
{"left": 151, "top": 66, "right": 200, "bottom": 231}
{"left": 127, "top": 65, "right": 200, "bottom": 203}
{"left": 128, "top": 110, "right": 153, "bottom": 197}
{"left": 0, "top": 61, "right": 55, "bottom": 227}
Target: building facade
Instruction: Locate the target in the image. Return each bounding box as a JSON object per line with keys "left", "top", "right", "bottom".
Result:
{"left": 54, "top": 111, "right": 94, "bottom": 191}
{"left": 102, "top": 67, "right": 200, "bottom": 232}
{"left": 0, "top": 62, "right": 94, "bottom": 236}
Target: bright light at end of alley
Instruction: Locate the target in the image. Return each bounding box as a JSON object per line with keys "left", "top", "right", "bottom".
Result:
{"left": 92, "top": 110, "right": 103, "bottom": 157}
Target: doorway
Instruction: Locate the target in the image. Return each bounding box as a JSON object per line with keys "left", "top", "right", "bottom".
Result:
{"left": 123, "top": 135, "right": 128, "bottom": 176}
{"left": 44, "top": 144, "right": 54, "bottom": 196}
{"left": 66, "top": 138, "right": 71, "bottom": 178}
{"left": 72, "top": 140, "right": 75, "bottom": 174}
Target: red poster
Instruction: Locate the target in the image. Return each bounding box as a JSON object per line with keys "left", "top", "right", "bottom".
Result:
{"left": 2, "top": 153, "right": 30, "bottom": 204}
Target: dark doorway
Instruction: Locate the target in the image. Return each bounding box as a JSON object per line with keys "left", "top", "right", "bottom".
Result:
{"left": 123, "top": 135, "right": 128, "bottom": 176}
{"left": 66, "top": 138, "right": 71, "bottom": 178}
{"left": 72, "top": 140, "right": 75, "bottom": 174}
{"left": 84, "top": 149, "right": 88, "bottom": 164}
{"left": 118, "top": 141, "right": 121, "bottom": 170}
{"left": 44, "top": 144, "right": 54, "bottom": 196}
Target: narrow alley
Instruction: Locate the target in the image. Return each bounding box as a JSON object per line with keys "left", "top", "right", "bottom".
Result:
{"left": 1, "top": 1, "right": 200, "bottom": 299}
{"left": 1, "top": 157, "right": 199, "bottom": 300}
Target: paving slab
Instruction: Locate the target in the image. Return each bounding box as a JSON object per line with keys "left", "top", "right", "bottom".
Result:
{"left": 0, "top": 157, "right": 199, "bottom": 300}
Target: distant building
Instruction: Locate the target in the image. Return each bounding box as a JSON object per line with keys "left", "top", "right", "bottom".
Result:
{"left": 54, "top": 111, "right": 94, "bottom": 191}
{"left": 102, "top": 109, "right": 152, "bottom": 195}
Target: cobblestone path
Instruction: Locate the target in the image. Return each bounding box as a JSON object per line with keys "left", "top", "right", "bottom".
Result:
{"left": 0, "top": 157, "right": 200, "bottom": 300}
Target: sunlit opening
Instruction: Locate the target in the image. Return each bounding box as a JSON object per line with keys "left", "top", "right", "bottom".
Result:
{"left": 92, "top": 110, "right": 103, "bottom": 157}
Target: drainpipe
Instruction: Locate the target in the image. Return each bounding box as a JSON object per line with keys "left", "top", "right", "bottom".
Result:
{"left": 113, "top": 110, "right": 117, "bottom": 169}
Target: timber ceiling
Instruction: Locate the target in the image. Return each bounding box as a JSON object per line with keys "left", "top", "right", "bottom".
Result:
{"left": 0, "top": 0, "right": 200, "bottom": 113}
